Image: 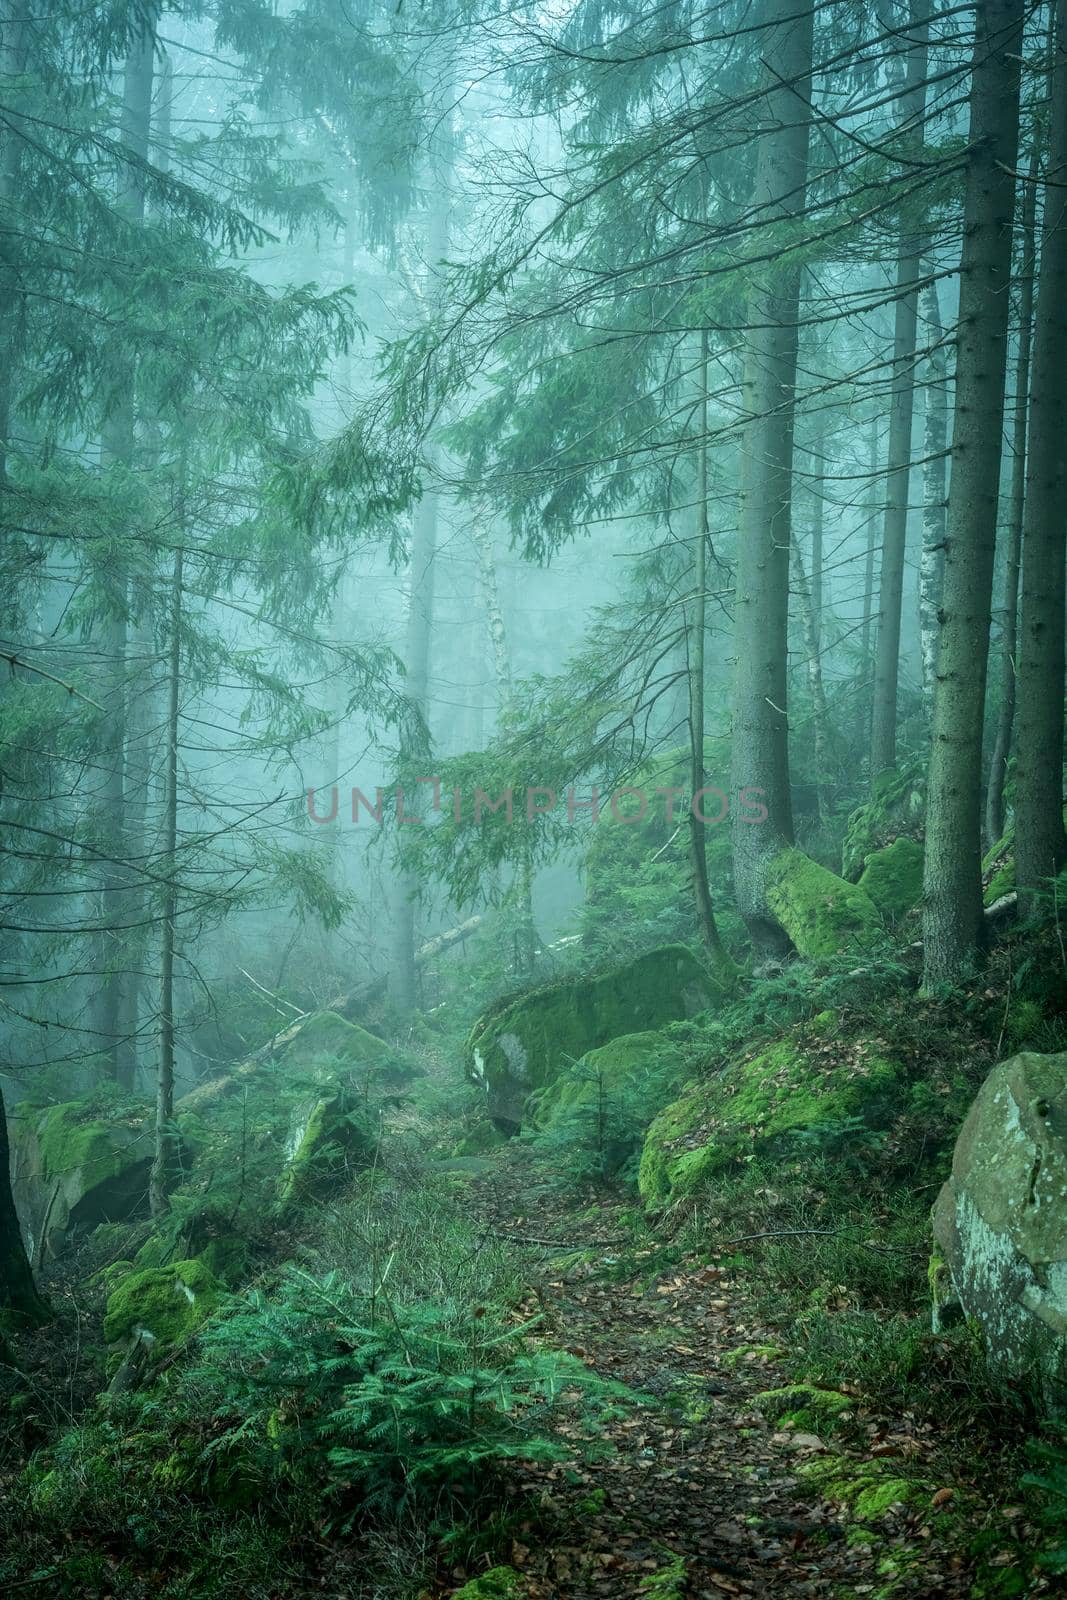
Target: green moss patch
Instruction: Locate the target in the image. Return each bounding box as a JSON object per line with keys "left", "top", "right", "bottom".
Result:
{"left": 765, "top": 848, "right": 883, "bottom": 958}
{"left": 451, "top": 1566, "right": 523, "bottom": 1599}
{"left": 467, "top": 945, "right": 720, "bottom": 1128}
{"left": 858, "top": 837, "right": 924, "bottom": 921}
{"left": 103, "top": 1258, "right": 221, "bottom": 1353}
{"left": 801, "top": 1453, "right": 928, "bottom": 1522}
{"left": 639, "top": 1031, "right": 904, "bottom": 1206}
{"left": 755, "top": 1384, "right": 855, "bottom": 1434}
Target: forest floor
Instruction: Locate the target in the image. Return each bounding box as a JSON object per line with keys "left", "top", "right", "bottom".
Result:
{"left": 445, "top": 1154, "right": 1038, "bottom": 1600}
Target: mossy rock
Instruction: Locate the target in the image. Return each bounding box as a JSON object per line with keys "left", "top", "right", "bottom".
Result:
{"left": 451, "top": 1569, "right": 522, "bottom": 1600}
{"left": 277, "top": 1011, "right": 392, "bottom": 1075}
{"left": 467, "top": 944, "right": 721, "bottom": 1129}
{"left": 857, "top": 837, "right": 924, "bottom": 921}
{"left": 10, "top": 1096, "right": 153, "bottom": 1261}
{"left": 277, "top": 1091, "right": 376, "bottom": 1204}
{"left": 452, "top": 1118, "right": 506, "bottom": 1157}
{"left": 765, "top": 848, "right": 883, "bottom": 959}
{"left": 103, "top": 1257, "right": 221, "bottom": 1354}
{"left": 932, "top": 1050, "right": 1067, "bottom": 1408}
{"left": 981, "top": 803, "right": 1067, "bottom": 907}
{"left": 639, "top": 1032, "right": 904, "bottom": 1207}
{"left": 842, "top": 765, "right": 925, "bottom": 881}
{"left": 528, "top": 1030, "right": 688, "bottom": 1128}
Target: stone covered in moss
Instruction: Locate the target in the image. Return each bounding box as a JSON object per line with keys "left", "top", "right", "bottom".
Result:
{"left": 277, "top": 1091, "right": 375, "bottom": 1203}
{"left": 932, "top": 1050, "right": 1067, "bottom": 1408}
{"left": 10, "top": 1097, "right": 153, "bottom": 1262}
{"left": 841, "top": 765, "right": 925, "bottom": 881}
{"left": 857, "top": 837, "right": 924, "bottom": 921}
{"left": 764, "top": 848, "right": 883, "bottom": 959}
{"left": 277, "top": 1011, "right": 392, "bottom": 1075}
{"left": 755, "top": 1384, "right": 854, "bottom": 1433}
{"left": 981, "top": 803, "right": 1067, "bottom": 907}
{"left": 529, "top": 1030, "right": 687, "bottom": 1129}
{"left": 103, "top": 1257, "right": 221, "bottom": 1353}
{"left": 467, "top": 945, "right": 719, "bottom": 1129}
{"left": 451, "top": 1569, "right": 522, "bottom": 1600}
{"left": 639, "top": 1032, "right": 903, "bottom": 1207}
{"left": 801, "top": 1452, "right": 926, "bottom": 1521}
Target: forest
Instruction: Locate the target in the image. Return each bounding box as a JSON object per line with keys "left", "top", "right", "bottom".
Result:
{"left": 1, "top": 0, "right": 1067, "bottom": 1593}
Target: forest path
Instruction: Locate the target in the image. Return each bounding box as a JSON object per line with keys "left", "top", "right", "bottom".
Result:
{"left": 459, "top": 1158, "right": 974, "bottom": 1600}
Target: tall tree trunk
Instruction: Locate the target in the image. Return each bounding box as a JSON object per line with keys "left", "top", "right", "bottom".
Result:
{"left": 985, "top": 148, "right": 1039, "bottom": 847}
{"left": 1015, "top": 1, "right": 1067, "bottom": 912}
{"left": 93, "top": 15, "right": 156, "bottom": 1085}
{"left": 149, "top": 546, "right": 181, "bottom": 1218}
{"left": 470, "top": 515, "right": 539, "bottom": 972}
{"left": 0, "top": 0, "right": 27, "bottom": 484}
{"left": 792, "top": 538, "right": 831, "bottom": 823}
{"left": 919, "top": 281, "right": 948, "bottom": 706}
{"left": 870, "top": 0, "right": 930, "bottom": 780}
{"left": 0, "top": 1089, "right": 48, "bottom": 1328}
{"left": 859, "top": 418, "right": 879, "bottom": 753}
{"left": 922, "top": 0, "right": 1024, "bottom": 986}
{"left": 688, "top": 331, "right": 727, "bottom": 960}
{"left": 730, "top": 0, "right": 813, "bottom": 955}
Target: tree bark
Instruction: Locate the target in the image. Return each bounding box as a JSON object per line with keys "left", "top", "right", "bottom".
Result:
{"left": 919, "top": 281, "right": 948, "bottom": 707}
{"left": 1015, "top": 1, "right": 1067, "bottom": 911}
{"left": 149, "top": 545, "right": 181, "bottom": 1218}
{"left": 0, "top": 1089, "right": 48, "bottom": 1328}
{"left": 92, "top": 15, "right": 156, "bottom": 1086}
{"left": 870, "top": 0, "right": 930, "bottom": 780}
{"left": 985, "top": 148, "right": 1039, "bottom": 846}
{"left": 922, "top": 0, "right": 1024, "bottom": 985}
{"left": 791, "top": 538, "right": 831, "bottom": 822}
{"left": 730, "top": 0, "right": 813, "bottom": 955}
{"left": 688, "top": 330, "right": 727, "bottom": 959}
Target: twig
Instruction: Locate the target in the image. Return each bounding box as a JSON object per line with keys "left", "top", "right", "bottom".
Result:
{"left": 720, "top": 1227, "right": 923, "bottom": 1258}
{"left": 480, "top": 1226, "right": 628, "bottom": 1250}
{"left": 1, "top": 650, "right": 104, "bottom": 711}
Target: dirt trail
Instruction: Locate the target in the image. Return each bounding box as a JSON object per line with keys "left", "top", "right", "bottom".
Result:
{"left": 462, "top": 1163, "right": 980, "bottom": 1599}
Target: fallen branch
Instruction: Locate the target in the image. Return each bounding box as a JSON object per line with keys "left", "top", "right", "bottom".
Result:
{"left": 719, "top": 1227, "right": 923, "bottom": 1258}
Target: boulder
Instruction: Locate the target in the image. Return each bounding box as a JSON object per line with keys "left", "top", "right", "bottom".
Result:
{"left": 857, "top": 837, "right": 924, "bottom": 921}
{"left": 10, "top": 1099, "right": 153, "bottom": 1263}
{"left": 764, "top": 847, "right": 884, "bottom": 958}
{"left": 932, "top": 1050, "right": 1067, "bottom": 1408}
{"left": 841, "top": 765, "right": 925, "bottom": 881}
{"left": 527, "top": 1030, "right": 689, "bottom": 1177}
{"left": 640, "top": 1023, "right": 903, "bottom": 1207}
{"left": 467, "top": 945, "right": 718, "bottom": 1130}
{"left": 103, "top": 1257, "right": 221, "bottom": 1357}
{"left": 277, "top": 1090, "right": 376, "bottom": 1204}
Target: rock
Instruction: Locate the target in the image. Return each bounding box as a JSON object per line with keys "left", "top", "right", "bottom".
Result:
{"left": 276, "top": 1011, "right": 393, "bottom": 1076}
{"left": 639, "top": 1032, "right": 903, "bottom": 1207}
{"left": 932, "top": 1050, "right": 1067, "bottom": 1408}
{"left": 857, "top": 837, "right": 924, "bottom": 921}
{"left": 527, "top": 1030, "right": 688, "bottom": 1176}
{"left": 764, "top": 847, "right": 884, "bottom": 958}
{"left": 841, "top": 765, "right": 925, "bottom": 881}
{"left": 980, "top": 804, "right": 1067, "bottom": 908}
{"left": 277, "top": 1090, "right": 375, "bottom": 1204}
{"left": 467, "top": 944, "right": 719, "bottom": 1130}
{"left": 103, "top": 1257, "right": 221, "bottom": 1356}
{"left": 10, "top": 1098, "right": 153, "bottom": 1262}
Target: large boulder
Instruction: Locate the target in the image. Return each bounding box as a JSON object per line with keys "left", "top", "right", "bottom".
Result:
{"left": 932, "top": 1051, "right": 1067, "bottom": 1408}
{"left": 103, "top": 1258, "right": 221, "bottom": 1356}
{"left": 639, "top": 1018, "right": 903, "bottom": 1207}
{"left": 857, "top": 837, "right": 924, "bottom": 921}
{"left": 467, "top": 945, "right": 719, "bottom": 1130}
{"left": 526, "top": 1030, "right": 689, "bottom": 1178}
{"left": 841, "top": 765, "right": 925, "bottom": 882}
{"left": 764, "top": 848, "right": 884, "bottom": 958}
{"left": 10, "top": 1098, "right": 153, "bottom": 1263}
{"left": 277, "top": 1090, "right": 376, "bottom": 1204}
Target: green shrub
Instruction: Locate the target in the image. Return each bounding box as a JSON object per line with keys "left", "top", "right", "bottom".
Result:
{"left": 1023, "top": 1425, "right": 1067, "bottom": 1576}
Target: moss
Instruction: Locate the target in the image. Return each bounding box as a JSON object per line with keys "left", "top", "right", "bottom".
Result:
{"left": 468, "top": 944, "right": 722, "bottom": 1128}
{"left": 857, "top": 837, "right": 924, "bottom": 921}
{"left": 981, "top": 803, "right": 1067, "bottom": 906}
{"left": 277, "top": 1011, "right": 391, "bottom": 1072}
{"left": 451, "top": 1567, "right": 523, "bottom": 1599}
{"left": 528, "top": 1030, "right": 687, "bottom": 1128}
{"left": 277, "top": 1092, "right": 374, "bottom": 1204}
{"left": 103, "top": 1257, "right": 221, "bottom": 1352}
{"left": 842, "top": 765, "right": 925, "bottom": 881}
{"left": 638, "top": 1551, "right": 688, "bottom": 1597}
{"left": 755, "top": 1384, "right": 854, "bottom": 1433}
{"left": 452, "top": 1119, "right": 506, "bottom": 1157}
{"left": 35, "top": 1103, "right": 130, "bottom": 1187}
{"left": 801, "top": 1453, "right": 927, "bottom": 1522}
{"left": 765, "top": 848, "right": 883, "bottom": 958}
{"left": 721, "top": 1343, "right": 788, "bottom": 1367}
{"left": 639, "top": 1031, "right": 903, "bottom": 1206}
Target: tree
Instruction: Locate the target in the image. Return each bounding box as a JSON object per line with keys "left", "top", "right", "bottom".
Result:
{"left": 869, "top": 0, "right": 930, "bottom": 781}
{"left": 921, "top": 0, "right": 1024, "bottom": 985}
{"left": 1014, "top": 0, "right": 1067, "bottom": 913}
{"left": 730, "top": 0, "right": 813, "bottom": 955}
{"left": 0, "top": 1090, "right": 48, "bottom": 1329}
